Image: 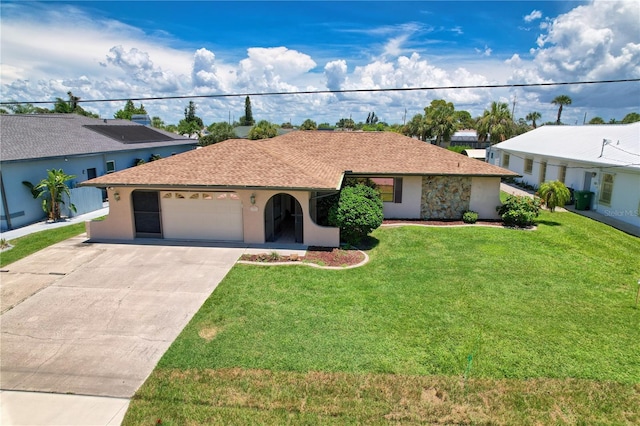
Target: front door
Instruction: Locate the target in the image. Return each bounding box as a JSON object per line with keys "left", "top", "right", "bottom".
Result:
{"left": 132, "top": 190, "right": 162, "bottom": 238}
{"left": 265, "top": 194, "right": 303, "bottom": 243}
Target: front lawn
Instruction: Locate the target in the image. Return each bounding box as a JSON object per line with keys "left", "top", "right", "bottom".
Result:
{"left": 125, "top": 210, "right": 640, "bottom": 424}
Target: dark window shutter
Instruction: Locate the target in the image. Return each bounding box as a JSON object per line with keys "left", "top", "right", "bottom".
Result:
{"left": 394, "top": 177, "right": 403, "bottom": 203}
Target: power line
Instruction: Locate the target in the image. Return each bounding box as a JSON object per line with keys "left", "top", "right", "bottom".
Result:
{"left": 1, "top": 78, "right": 639, "bottom": 106}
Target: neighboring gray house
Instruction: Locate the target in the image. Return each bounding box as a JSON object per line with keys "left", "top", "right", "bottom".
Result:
{"left": 0, "top": 114, "right": 197, "bottom": 231}
{"left": 489, "top": 122, "right": 640, "bottom": 230}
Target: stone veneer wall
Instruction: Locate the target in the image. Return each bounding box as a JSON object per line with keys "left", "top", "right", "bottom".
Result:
{"left": 421, "top": 176, "right": 471, "bottom": 219}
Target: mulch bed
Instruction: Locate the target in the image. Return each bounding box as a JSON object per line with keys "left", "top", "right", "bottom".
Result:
{"left": 383, "top": 219, "right": 504, "bottom": 227}
{"left": 240, "top": 247, "right": 366, "bottom": 267}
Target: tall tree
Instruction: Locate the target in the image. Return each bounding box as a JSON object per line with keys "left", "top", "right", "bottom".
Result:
{"left": 240, "top": 96, "right": 255, "bottom": 126}
{"left": 454, "top": 110, "right": 475, "bottom": 129}
{"left": 424, "top": 99, "right": 456, "bottom": 147}
{"left": 403, "top": 113, "right": 428, "bottom": 141}
{"left": 300, "top": 119, "right": 317, "bottom": 130}
{"left": 53, "top": 92, "right": 98, "bottom": 117}
{"left": 6, "top": 102, "right": 37, "bottom": 114}
{"left": 151, "top": 116, "right": 165, "bottom": 129}
{"left": 34, "top": 169, "right": 77, "bottom": 220}
{"left": 621, "top": 112, "right": 640, "bottom": 124}
{"left": 199, "top": 122, "right": 237, "bottom": 146}
{"left": 177, "top": 119, "right": 201, "bottom": 137}
{"left": 525, "top": 111, "right": 541, "bottom": 128}
{"left": 551, "top": 95, "right": 572, "bottom": 125}
{"left": 114, "top": 100, "right": 147, "bottom": 120}
{"left": 336, "top": 118, "right": 355, "bottom": 130}
{"left": 248, "top": 120, "right": 277, "bottom": 139}
{"left": 476, "top": 101, "right": 515, "bottom": 144}
{"left": 184, "top": 101, "right": 203, "bottom": 127}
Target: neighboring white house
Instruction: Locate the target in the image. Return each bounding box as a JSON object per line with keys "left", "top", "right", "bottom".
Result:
{"left": 0, "top": 114, "right": 197, "bottom": 231}
{"left": 489, "top": 123, "right": 640, "bottom": 229}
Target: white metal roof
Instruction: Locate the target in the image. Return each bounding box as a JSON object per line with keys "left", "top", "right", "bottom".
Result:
{"left": 462, "top": 149, "right": 487, "bottom": 159}
{"left": 492, "top": 122, "right": 640, "bottom": 170}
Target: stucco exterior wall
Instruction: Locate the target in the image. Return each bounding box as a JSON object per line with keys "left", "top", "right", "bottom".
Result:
{"left": 87, "top": 186, "right": 340, "bottom": 247}
{"left": 469, "top": 177, "right": 502, "bottom": 219}
{"left": 592, "top": 170, "right": 640, "bottom": 228}
{"left": 421, "top": 176, "right": 471, "bottom": 219}
{"left": 86, "top": 187, "right": 135, "bottom": 240}
{"left": 491, "top": 147, "right": 640, "bottom": 228}
{"left": 244, "top": 190, "right": 339, "bottom": 247}
{"left": 382, "top": 175, "right": 422, "bottom": 219}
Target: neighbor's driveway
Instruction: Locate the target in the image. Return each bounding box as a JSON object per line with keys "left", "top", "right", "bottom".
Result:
{"left": 0, "top": 235, "right": 243, "bottom": 398}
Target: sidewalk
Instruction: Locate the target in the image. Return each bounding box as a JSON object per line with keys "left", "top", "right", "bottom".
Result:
{"left": 1, "top": 205, "right": 109, "bottom": 241}
{"left": 500, "top": 183, "right": 639, "bottom": 237}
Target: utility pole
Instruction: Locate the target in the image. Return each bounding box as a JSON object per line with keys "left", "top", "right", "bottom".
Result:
{"left": 511, "top": 94, "right": 517, "bottom": 120}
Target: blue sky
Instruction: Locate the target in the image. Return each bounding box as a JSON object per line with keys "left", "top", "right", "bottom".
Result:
{"left": 1, "top": 1, "right": 638, "bottom": 125}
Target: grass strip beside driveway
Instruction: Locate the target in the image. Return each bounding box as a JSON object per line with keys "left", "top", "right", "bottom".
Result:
{"left": 1, "top": 222, "right": 87, "bottom": 268}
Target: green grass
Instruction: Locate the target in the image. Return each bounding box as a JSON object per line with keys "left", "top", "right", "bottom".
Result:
{"left": 125, "top": 210, "right": 640, "bottom": 424}
{"left": 0, "top": 222, "right": 88, "bottom": 267}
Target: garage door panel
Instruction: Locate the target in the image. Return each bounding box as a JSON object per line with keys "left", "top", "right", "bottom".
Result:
{"left": 160, "top": 192, "right": 243, "bottom": 241}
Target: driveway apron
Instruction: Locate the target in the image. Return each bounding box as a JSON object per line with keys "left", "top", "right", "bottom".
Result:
{"left": 0, "top": 235, "right": 242, "bottom": 398}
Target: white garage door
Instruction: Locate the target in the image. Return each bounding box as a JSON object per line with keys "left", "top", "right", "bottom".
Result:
{"left": 160, "top": 191, "right": 243, "bottom": 241}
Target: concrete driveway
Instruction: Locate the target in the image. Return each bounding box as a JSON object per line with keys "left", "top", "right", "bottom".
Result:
{"left": 1, "top": 235, "right": 243, "bottom": 398}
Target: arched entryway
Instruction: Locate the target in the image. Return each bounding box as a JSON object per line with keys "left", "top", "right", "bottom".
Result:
{"left": 264, "top": 193, "right": 303, "bottom": 243}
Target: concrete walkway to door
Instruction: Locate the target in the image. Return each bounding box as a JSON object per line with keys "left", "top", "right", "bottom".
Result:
{"left": 1, "top": 235, "right": 305, "bottom": 425}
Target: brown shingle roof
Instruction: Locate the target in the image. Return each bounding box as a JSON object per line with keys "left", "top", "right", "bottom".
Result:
{"left": 83, "top": 131, "right": 516, "bottom": 190}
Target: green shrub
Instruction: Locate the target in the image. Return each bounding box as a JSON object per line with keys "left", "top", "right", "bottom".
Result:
{"left": 496, "top": 195, "right": 541, "bottom": 227}
{"left": 462, "top": 211, "right": 478, "bottom": 224}
{"left": 538, "top": 180, "right": 571, "bottom": 212}
{"left": 329, "top": 184, "right": 383, "bottom": 245}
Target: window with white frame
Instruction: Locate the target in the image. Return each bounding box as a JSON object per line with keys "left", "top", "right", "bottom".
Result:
{"left": 524, "top": 158, "right": 533, "bottom": 174}
{"left": 599, "top": 173, "right": 614, "bottom": 205}
{"left": 106, "top": 160, "right": 116, "bottom": 173}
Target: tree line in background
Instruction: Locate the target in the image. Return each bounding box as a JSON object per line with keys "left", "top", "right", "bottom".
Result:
{"left": 4, "top": 93, "right": 640, "bottom": 148}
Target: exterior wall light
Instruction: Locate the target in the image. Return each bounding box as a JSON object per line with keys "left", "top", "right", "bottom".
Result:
{"left": 113, "top": 191, "right": 121, "bottom": 201}
{"left": 250, "top": 194, "right": 256, "bottom": 205}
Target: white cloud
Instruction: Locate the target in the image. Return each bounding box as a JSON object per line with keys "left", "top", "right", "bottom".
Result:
{"left": 383, "top": 34, "right": 410, "bottom": 57}
{"left": 191, "top": 48, "right": 223, "bottom": 91}
{"left": 524, "top": 10, "right": 543, "bottom": 23}
{"left": 509, "top": 0, "right": 640, "bottom": 121}
{"left": 324, "top": 60, "right": 348, "bottom": 92}
{"left": 475, "top": 45, "right": 493, "bottom": 57}
{"left": 1, "top": 1, "right": 637, "bottom": 126}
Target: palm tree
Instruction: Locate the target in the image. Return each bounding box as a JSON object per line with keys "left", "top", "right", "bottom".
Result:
{"left": 476, "top": 101, "right": 514, "bottom": 144}
{"left": 538, "top": 180, "right": 571, "bottom": 212}
{"left": 551, "top": 95, "right": 572, "bottom": 125}
{"left": 34, "top": 169, "right": 77, "bottom": 220}
{"left": 525, "top": 111, "right": 542, "bottom": 128}
{"left": 424, "top": 99, "right": 456, "bottom": 147}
